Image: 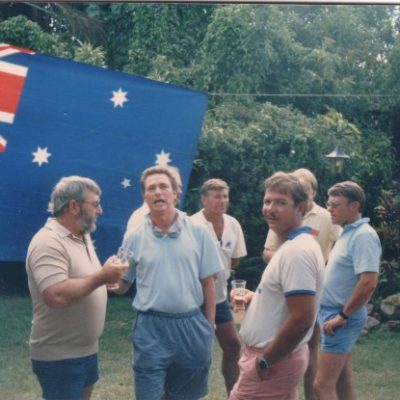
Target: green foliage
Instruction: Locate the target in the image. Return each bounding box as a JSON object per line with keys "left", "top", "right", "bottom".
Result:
{"left": 73, "top": 39, "right": 106, "bottom": 67}
{"left": 94, "top": 4, "right": 214, "bottom": 76}
{"left": 374, "top": 182, "right": 400, "bottom": 300}
{"left": 198, "top": 5, "right": 298, "bottom": 94}
{"left": 0, "top": 15, "right": 65, "bottom": 55}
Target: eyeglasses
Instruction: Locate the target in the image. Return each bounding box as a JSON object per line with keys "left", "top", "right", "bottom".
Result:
{"left": 326, "top": 201, "right": 346, "bottom": 209}
{"left": 82, "top": 200, "right": 101, "bottom": 209}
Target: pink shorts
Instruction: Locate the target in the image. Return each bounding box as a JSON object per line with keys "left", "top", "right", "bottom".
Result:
{"left": 229, "top": 344, "right": 309, "bottom": 400}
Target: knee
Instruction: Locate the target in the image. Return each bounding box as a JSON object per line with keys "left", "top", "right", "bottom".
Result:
{"left": 313, "top": 376, "right": 330, "bottom": 396}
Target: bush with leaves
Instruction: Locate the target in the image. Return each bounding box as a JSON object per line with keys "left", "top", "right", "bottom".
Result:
{"left": 374, "top": 181, "right": 400, "bottom": 300}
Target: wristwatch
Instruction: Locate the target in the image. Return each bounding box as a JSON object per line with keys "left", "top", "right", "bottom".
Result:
{"left": 257, "top": 356, "right": 270, "bottom": 372}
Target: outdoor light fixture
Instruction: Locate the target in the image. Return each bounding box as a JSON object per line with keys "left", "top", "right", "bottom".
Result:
{"left": 325, "top": 145, "right": 350, "bottom": 175}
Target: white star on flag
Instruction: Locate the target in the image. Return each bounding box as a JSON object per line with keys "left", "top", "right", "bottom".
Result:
{"left": 121, "top": 178, "right": 131, "bottom": 189}
{"left": 32, "top": 146, "right": 51, "bottom": 166}
{"left": 155, "top": 150, "right": 171, "bottom": 166}
{"left": 110, "top": 88, "right": 128, "bottom": 108}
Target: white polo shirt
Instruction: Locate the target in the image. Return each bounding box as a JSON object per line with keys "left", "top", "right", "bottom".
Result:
{"left": 190, "top": 210, "right": 247, "bottom": 303}
{"left": 241, "top": 230, "right": 324, "bottom": 349}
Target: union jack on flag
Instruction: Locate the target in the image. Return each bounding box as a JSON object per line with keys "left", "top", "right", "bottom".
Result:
{"left": 0, "top": 44, "right": 33, "bottom": 126}
{"left": 0, "top": 44, "right": 208, "bottom": 262}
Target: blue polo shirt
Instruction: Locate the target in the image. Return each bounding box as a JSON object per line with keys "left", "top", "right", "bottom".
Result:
{"left": 320, "top": 218, "right": 381, "bottom": 308}
{"left": 122, "top": 210, "right": 223, "bottom": 313}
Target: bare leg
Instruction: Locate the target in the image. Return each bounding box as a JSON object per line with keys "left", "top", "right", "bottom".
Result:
{"left": 304, "top": 324, "right": 320, "bottom": 400}
{"left": 215, "top": 320, "right": 242, "bottom": 396}
{"left": 82, "top": 384, "right": 94, "bottom": 400}
{"left": 337, "top": 354, "right": 356, "bottom": 400}
{"left": 313, "top": 352, "right": 349, "bottom": 400}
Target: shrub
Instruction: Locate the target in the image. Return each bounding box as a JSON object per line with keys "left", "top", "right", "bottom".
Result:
{"left": 374, "top": 181, "right": 400, "bottom": 300}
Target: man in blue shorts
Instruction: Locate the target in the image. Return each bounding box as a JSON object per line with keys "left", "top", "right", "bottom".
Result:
{"left": 113, "top": 166, "right": 223, "bottom": 400}
{"left": 314, "top": 181, "right": 381, "bottom": 400}
{"left": 26, "top": 176, "right": 127, "bottom": 400}
{"left": 190, "top": 178, "right": 247, "bottom": 395}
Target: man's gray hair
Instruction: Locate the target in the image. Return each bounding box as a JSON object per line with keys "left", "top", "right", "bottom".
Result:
{"left": 264, "top": 171, "right": 308, "bottom": 206}
{"left": 48, "top": 176, "right": 101, "bottom": 217}
{"left": 328, "top": 181, "right": 365, "bottom": 212}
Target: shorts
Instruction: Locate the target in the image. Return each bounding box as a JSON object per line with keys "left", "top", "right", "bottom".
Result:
{"left": 216, "top": 299, "right": 234, "bottom": 325}
{"left": 230, "top": 345, "right": 309, "bottom": 400}
{"left": 318, "top": 305, "right": 367, "bottom": 354}
{"left": 32, "top": 353, "right": 99, "bottom": 400}
{"left": 132, "top": 308, "right": 214, "bottom": 400}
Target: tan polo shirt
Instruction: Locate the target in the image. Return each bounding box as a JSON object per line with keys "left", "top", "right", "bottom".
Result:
{"left": 26, "top": 218, "right": 107, "bottom": 361}
{"left": 264, "top": 202, "right": 342, "bottom": 263}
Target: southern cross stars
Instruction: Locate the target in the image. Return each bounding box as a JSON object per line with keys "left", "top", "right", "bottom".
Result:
{"left": 121, "top": 178, "right": 131, "bottom": 189}
{"left": 110, "top": 88, "right": 128, "bottom": 108}
{"left": 32, "top": 146, "right": 51, "bottom": 166}
{"left": 155, "top": 150, "right": 171, "bottom": 167}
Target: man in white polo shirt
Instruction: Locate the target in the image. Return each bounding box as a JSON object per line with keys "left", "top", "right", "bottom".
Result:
{"left": 262, "top": 168, "right": 340, "bottom": 400}
{"left": 230, "top": 171, "right": 325, "bottom": 400}
{"left": 190, "top": 178, "right": 247, "bottom": 395}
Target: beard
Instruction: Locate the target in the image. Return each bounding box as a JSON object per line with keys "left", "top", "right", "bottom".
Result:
{"left": 78, "top": 208, "right": 97, "bottom": 234}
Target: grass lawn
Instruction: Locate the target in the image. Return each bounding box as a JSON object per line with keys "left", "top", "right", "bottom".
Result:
{"left": 1, "top": 295, "right": 399, "bottom": 399}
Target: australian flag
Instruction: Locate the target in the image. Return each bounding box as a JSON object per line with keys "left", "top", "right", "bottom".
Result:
{"left": 0, "top": 44, "right": 208, "bottom": 262}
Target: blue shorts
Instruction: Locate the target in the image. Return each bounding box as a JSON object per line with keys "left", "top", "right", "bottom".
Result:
{"left": 32, "top": 353, "right": 99, "bottom": 400}
{"left": 132, "top": 308, "right": 214, "bottom": 400}
{"left": 216, "top": 299, "right": 233, "bottom": 325}
{"left": 318, "top": 305, "right": 367, "bottom": 354}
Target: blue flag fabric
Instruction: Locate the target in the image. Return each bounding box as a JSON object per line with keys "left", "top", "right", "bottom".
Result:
{"left": 0, "top": 45, "right": 208, "bottom": 262}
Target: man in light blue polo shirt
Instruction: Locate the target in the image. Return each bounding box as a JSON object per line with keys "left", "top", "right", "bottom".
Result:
{"left": 314, "top": 181, "right": 381, "bottom": 400}
{"left": 112, "top": 166, "right": 222, "bottom": 400}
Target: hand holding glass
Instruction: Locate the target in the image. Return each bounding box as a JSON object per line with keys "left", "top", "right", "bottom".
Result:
{"left": 231, "top": 279, "right": 246, "bottom": 324}
{"left": 107, "top": 247, "right": 133, "bottom": 290}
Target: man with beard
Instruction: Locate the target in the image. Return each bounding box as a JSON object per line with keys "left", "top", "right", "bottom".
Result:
{"left": 26, "top": 176, "right": 127, "bottom": 400}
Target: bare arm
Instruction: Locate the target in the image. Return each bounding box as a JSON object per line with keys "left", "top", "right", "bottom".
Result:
{"left": 201, "top": 275, "right": 217, "bottom": 326}
{"left": 231, "top": 257, "right": 240, "bottom": 270}
{"left": 43, "top": 257, "right": 127, "bottom": 309}
{"left": 256, "top": 295, "right": 316, "bottom": 378}
{"left": 342, "top": 272, "right": 378, "bottom": 316}
{"left": 323, "top": 272, "right": 378, "bottom": 335}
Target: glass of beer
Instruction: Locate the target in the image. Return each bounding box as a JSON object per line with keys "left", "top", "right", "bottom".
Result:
{"left": 231, "top": 279, "right": 246, "bottom": 324}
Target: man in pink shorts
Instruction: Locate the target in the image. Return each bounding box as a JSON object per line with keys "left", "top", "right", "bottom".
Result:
{"left": 230, "top": 172, "right": 325, "bottom": 400}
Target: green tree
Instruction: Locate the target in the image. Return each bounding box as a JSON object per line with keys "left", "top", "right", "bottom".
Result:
{"left": 0, "top": 15, "right": 65, "bottom": 56}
